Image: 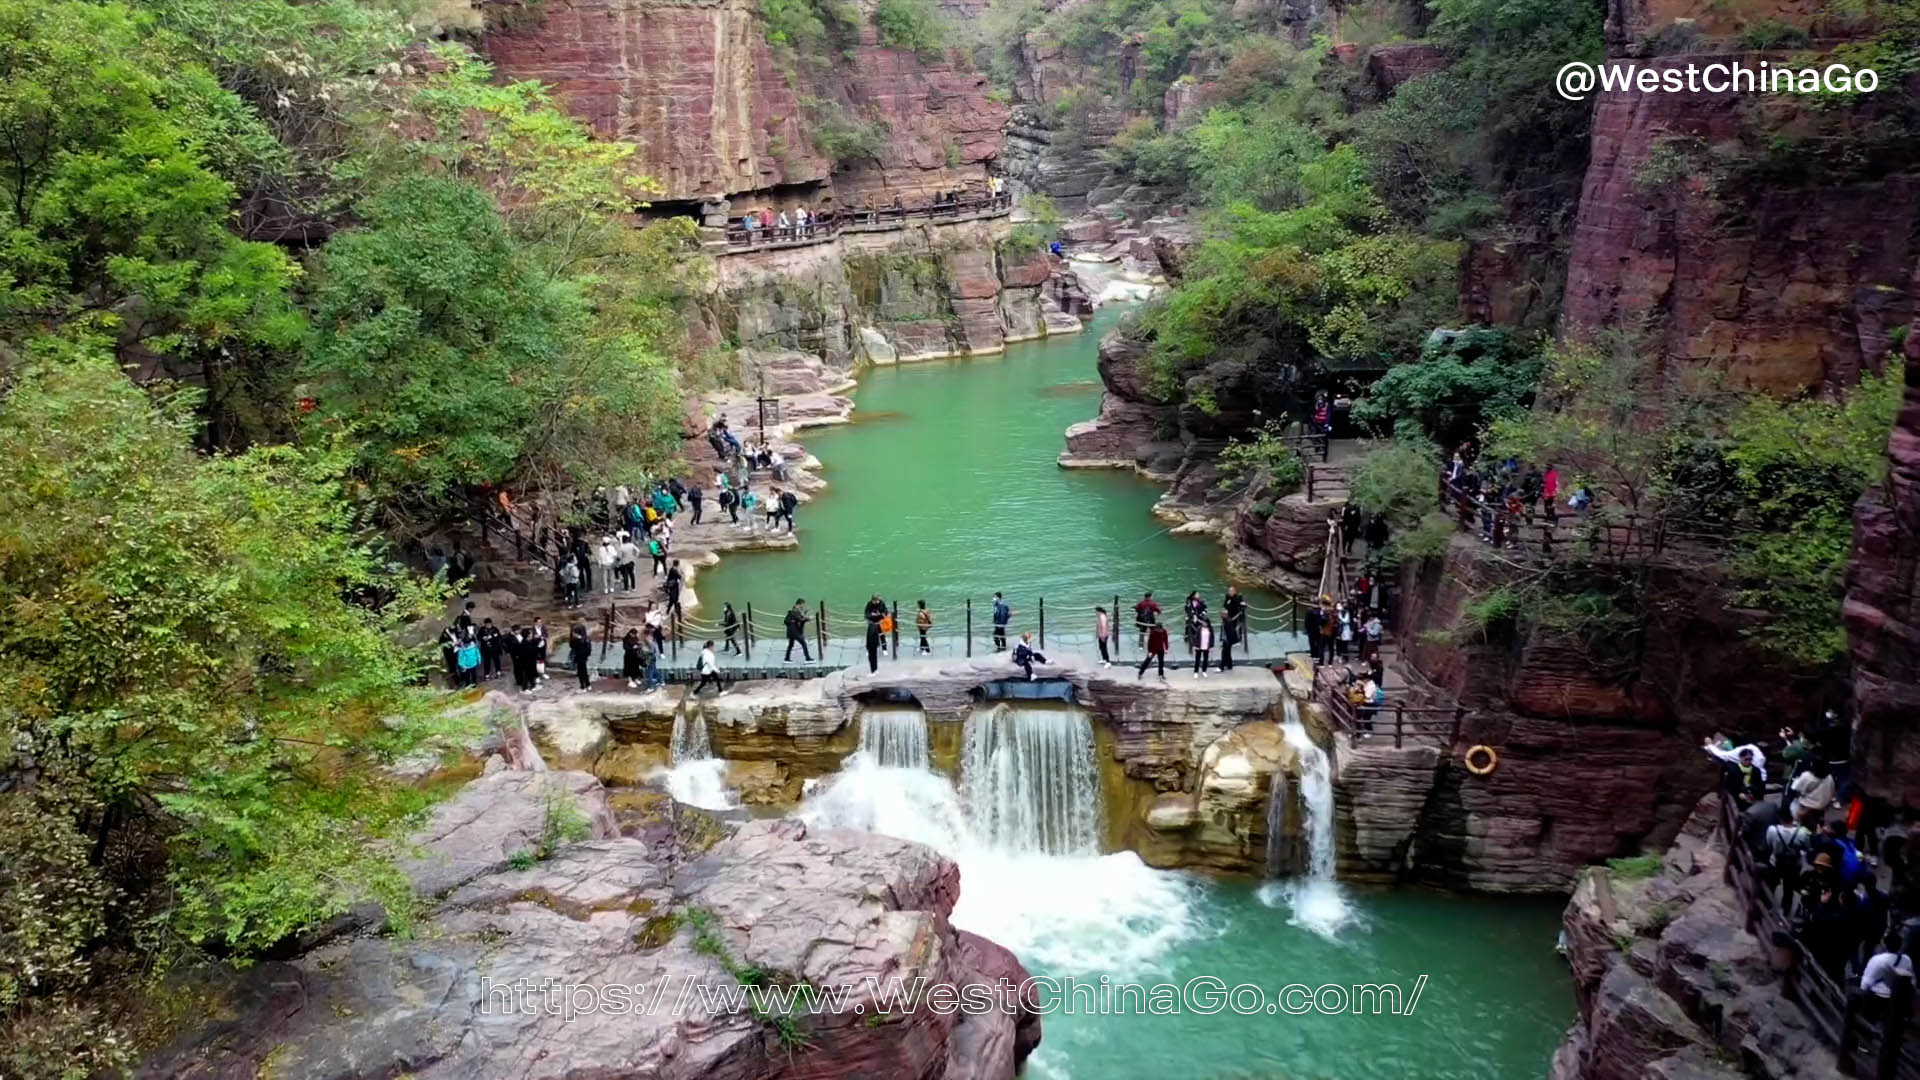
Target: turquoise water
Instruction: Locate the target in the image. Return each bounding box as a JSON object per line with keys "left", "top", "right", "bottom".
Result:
{"left": 699, "top": 307, "right": 1282, "bottom": 631}
{"left": 1026, "top": 882, "right": 1572, "bottom": 1080}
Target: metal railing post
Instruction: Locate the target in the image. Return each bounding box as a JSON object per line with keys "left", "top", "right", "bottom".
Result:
{"left": 966, "top": 598, "right": 973, "bottom": 658}
{"left": 745, "top": 602, "right": 753, "bottom": 660}
{"left": 1038, "top": 597, "right": 1046, "bottom": 648}
{"left": 1394, "top": 704, "right": 1404, "bottom": 749}
{"left": 890, "top": 600, "right": 899, "bottom": 660}
{"left": 818, "top": 600, "right": 827, "bottom": 660}
{"left": 1113, "top": 593, "right": 1121, "bottom": 658}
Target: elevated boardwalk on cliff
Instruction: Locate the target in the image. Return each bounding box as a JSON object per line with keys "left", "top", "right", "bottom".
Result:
{"left": 702, "top": 192, "right": 1014, "bottom": 255}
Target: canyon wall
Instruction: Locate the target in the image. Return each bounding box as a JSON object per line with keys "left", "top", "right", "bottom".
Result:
{"left": 701, "top": 219, "right": 1072, "bottom": 368}
{"left": 1843, "top": 275, "right": 1920, "bottom": 810}
{"left": 484, "top": 0, "right": 1008, "bottom": 204}
{"left": 1562, "top": 3, "right": 1919, "bottom": 395}
{"left": 1335, "top": 541, "right": 1827, "bottom": 893}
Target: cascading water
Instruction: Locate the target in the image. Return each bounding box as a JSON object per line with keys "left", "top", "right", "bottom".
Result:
{"left": 801, "top": 705, "right": 1196, "bottom": 976}
{"left": 670, "top": 709, "right": 712, "bottom": 763}
{"left": 656, "top": 709, "right": 736, "bottom": 810}
{"left": 1258, "top": 695, "right": 1354, "bottom": 937}
{"left": 857, "top": 706, "right": 930, "bottom": 770}
{"left": 959, "top": 703, "right": 1101, "bottom": 855}
{"left": 1264, "top": 770, "right": 1292, "bottom": 878}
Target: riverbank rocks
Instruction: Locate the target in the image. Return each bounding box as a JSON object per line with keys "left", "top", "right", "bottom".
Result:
{"left": 1551, "top": 797, "right": 1842, "bottom": 1080}
{"left": 141, "top": 776, "right": 1041, "bottom": 1080}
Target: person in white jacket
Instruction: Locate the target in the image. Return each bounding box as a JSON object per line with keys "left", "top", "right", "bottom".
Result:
{"left": 595, "top": 536, "right": 619, "bottom": 594}
{"left": 695, "top": 641, "right": 723, "bottom": 695}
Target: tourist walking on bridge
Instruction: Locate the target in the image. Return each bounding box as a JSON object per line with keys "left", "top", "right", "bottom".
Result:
{"left": 622, "top": 629, "right": 644, "bottom": 689}
{"left": 595, "top": 536, "right": 618, "bottom": 594}
{"left": 1094, "top": 606, "right": 1112, "bottom": 666}
{"left": 991, "top": 592, "right": 1011, "bottom": 651}
{"left": 785, "top": 599, "right": 813, "bottom": 662}
{"left": 695, "top": 641, "right": 723, "bottom": 695}
{"left": 1137, "top": 620, "right": 1169, "bottom": 681}
{"left": 916, "top": 600, "right": 933, "bottom": 655}
{"left": 722, "top": 603, "right": 742, "bottom": 655}
{"left": 560, "top": 558, "right": 581, "bottom": 608}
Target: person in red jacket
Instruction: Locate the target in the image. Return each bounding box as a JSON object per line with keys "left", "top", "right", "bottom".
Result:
{"left": 1137, "top": 620, "right": 1169, "bottom": 681}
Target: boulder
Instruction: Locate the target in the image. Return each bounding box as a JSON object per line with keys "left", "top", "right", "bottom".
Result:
{"left": 144, "top": 795, "right": 1039, "bottom": 1080}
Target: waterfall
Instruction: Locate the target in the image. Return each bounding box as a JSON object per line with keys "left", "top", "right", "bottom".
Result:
{"left": 657, "top": 708, "right": 736, "bottom": 810}
{"left": 799, "top": 750, "right": 1196, "bottom": 977}
{"left": 670, "top": 709, "right": 712, "bottom": 763}
{"left": 1263, "top": 769, "right": 1292, "bottom": 878}
{"left": 857, "top": 706, "right": 930, "bottom": 770}
{"left": 1258, "top": 695, "right": 1354, "bottom": 937}
{"left": 959, "top": 704, "right": 1101, "bottom": 856}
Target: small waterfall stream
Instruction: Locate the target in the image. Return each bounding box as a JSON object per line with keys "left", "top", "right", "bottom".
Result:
{"left": 959, "top": 703, "right": 1101, "bottom": 855}
{"left": 658, "top": 709, "right": 736, "bottom": 810}
{"left": 1264, "top": 770, "right": 1292, "bottom": 877}
{"left": 857, "top": 706, "right": 931, "bottom": 770}
{"left": 1259, "top": 696, "right": 1354, "bottom": 936}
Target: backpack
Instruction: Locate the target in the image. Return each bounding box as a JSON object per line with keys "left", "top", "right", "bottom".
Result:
{"left": 879, "top": 614, "right": 894, "bottom": 634}
{"left": 1836, "top": 839, "right": 1864, "bottom": 884}
{"left": 456, "top": 643, "right": 480, "bottom": 670}
{"left": 786, "top": 609, "right": 805, "bottom": 634}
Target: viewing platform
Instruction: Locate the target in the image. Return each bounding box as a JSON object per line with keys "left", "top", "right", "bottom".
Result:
{"left": 699, "top": 192, "right": 1015, "bottom": 256}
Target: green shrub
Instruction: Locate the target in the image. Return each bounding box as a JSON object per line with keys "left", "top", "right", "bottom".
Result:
{"left": 875, "top": 0, "right": 942, "bottom": 55}
{"left": 1738, "top": 19, "right": 1810, "bottom": 50}
{"left": 1218, "top": 425, "right": 1308, "bottom": 492}
{"left": 1606, "top": 854, "right": 1665, "bottom": 880}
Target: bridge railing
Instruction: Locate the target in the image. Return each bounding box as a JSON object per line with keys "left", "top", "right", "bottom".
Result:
{"left": 1313, "top": 673, "right": 1463, "bottom": 749}
{"left": 721, "top": 192, "right": 1014, "bottom": 250}
{"left": 1435, "top": 475, "right": 1736, "bottom": 565}
{"left": 1716, "top": 791, "right": 1920, "bottom": 1078}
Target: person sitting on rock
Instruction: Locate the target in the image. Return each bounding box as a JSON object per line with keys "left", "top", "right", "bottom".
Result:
{"left": 1012, "top": 632, "right": 1047, "bottom": 681}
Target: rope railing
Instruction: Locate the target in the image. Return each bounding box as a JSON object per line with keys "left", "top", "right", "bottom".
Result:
{"left": 558, "top": 591, "right": 1329, "bottom": 674}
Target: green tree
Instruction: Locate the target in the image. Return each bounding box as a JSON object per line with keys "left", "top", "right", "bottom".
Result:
{"left": 0, "top": 0, "right": 303, "bottom": 365}
{"left": 1351, "top": 328, "right": 1543, "bottom": 444}
{"left": 0, "top": 347, "right": 461, "bottom": 1059}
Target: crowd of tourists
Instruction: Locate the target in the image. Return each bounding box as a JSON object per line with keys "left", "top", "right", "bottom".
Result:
{"left": 731, "top": 179, "right": 1011, "bottom": 245}
{"left": 1118, "top": 587, "right": 1251, "bottom": 681}
{"left": 1715, "top": 716, "right": 1920, "bottom": 1020}
{"left": 437, "top": 602, "right": 553, "bottom": 694}
{"left": 1444, "top": 441, "right": 1596, "bottom": 549}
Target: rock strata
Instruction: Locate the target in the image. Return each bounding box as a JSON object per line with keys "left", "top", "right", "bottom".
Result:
{"left": 143, "top": 775, "right": 1040, "bottom": 1080}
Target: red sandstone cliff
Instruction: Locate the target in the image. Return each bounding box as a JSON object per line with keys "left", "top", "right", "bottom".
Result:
{"left": 1843, "top": 279, "right": 1920, "bottom": 809}
{"left": 483, "top": 0, "right": 1008, "bottom": 204}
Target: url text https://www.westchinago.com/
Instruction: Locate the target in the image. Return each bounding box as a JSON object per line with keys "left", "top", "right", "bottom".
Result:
{"left": 478, "top": 974, "right": 1429, "bottom": 1022}
{"left": 1555, "top": 59, "right": 1880, "bottom": 101}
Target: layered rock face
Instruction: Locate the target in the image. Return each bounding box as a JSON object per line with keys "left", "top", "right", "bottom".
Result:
{"left": 484, "top": 0, "right": 1006, "bottom": 203}
{"left": 1337, "top": 540, "right": 1826, "bottom": 892}
{"left": 705, "top": 220, "right": 1070, "bottom": 366}
{"left": 504, "top": 654, "right": 1310, "bottom": 873}
{"left": 1550, "top": 798, "right": 1841, "bottom": 1080}
{"left": 1562, "top": 0, "right": 1920, "bottom": 394}
{"left": 143, "top": 770, "right": 1041, "bottom": 1080}
{"left": 1844, "top": 304, "right": 1920, "bottom": 809}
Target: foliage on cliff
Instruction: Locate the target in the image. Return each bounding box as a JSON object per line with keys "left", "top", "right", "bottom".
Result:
{"left": 0, "top": 0, "right": 713, "bottom": 1068}
{"left": 1001, "top": 0, "right": 1599, "bottom": 411}
{"left": 1488, "top": 339, "right": 1904, "bottom": 665}
{"left": 0, "top": 352, "right": 463, "bottom": 1072}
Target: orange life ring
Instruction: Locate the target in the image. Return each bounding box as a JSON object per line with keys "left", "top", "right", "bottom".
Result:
{"left": 1464, "top": 745, "right": 1498, "bottom": 776}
